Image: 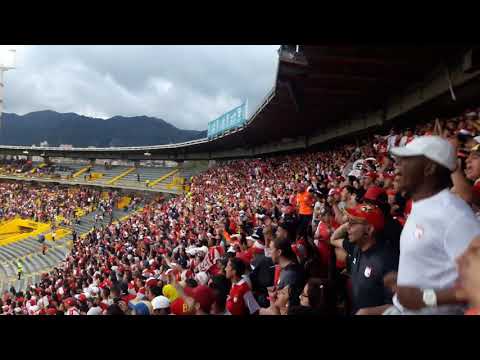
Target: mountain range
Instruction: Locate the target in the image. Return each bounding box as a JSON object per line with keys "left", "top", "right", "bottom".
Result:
{"left": 0, "top": 111, "right": 207, "bottom": 147}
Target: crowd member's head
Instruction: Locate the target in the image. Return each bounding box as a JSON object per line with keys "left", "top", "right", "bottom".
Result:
{"left": 363, "top": 172, "right": 377, "bottom": 189}
{"left": 466, "top": 142, "right": 480, "bottom": 182}
{"left": 186, "top": 285, "right": 216, "bottom": 315}
{"left": 345, "top": 204, "right": 384, "bottom": 248}
{"left": 297, "top": 278, "right": 336, "bottom": 314}
{"left": 391, "top": 136, "right": 455, "bottom": 198}
{"left": 162, "top": 284, "right": 179, "bottom": 303}
{"left": 209, "top": 275, "right": 231, "bottom": 315}
{"left": 273, "top": 285, "right": 290, "bottom": 315}
{"left": 225, "top": 257, "right": 245, "bottom": 283}
{"left": 106, "top": 303, "right": 125, "bottom": 315}
{"left": 270, "top": 236, "right": 298, "bottom": 266}
{"left": 151, "top": 295, "right": 170, "bottom": 315}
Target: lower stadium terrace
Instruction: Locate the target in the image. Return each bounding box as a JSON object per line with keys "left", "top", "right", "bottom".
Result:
{"left": 0, "top": 45, "right": 480, "bottom": 315}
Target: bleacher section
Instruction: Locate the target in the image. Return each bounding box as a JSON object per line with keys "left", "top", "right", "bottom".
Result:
{"left": 0, "top": 160, "right": 207, "bottom": 195}
{"left": 0, "top": 205, "right": 138, "bottom": 293}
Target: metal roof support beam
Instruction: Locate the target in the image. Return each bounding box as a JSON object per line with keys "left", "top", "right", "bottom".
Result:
{"left": 285, "top": 79, "right": 304, "bottom": 113}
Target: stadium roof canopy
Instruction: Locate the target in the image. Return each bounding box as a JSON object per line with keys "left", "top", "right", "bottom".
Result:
{"left": 0, "top": 45, "right": 473, "bottom": 160}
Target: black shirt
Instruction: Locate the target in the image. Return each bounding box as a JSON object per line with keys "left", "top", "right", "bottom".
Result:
{"left": 278, "top": 262, "right": 305, "bottom": 307}
{"left": 342, "top": 239, "right": 398, "bottom": 314}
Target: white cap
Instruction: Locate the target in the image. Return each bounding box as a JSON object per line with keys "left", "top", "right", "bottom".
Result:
{"left": 195, "top": 271, "right": 209, "bottom": 286}
{"left": 151, "top": 295, "right": 170, "bottom": 310}
{"left": 390, "top": 136, "right": 456, "bottom": 171}
{"left": 87, "top": 306, "right": 103, "bottom": 315}
{"left": 474, "top": 136, "right": 480, "bottom": 144}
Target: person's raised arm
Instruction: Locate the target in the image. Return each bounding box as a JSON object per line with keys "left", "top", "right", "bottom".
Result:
{"left": 330, "top": 223, "right": 348, "bottom": 249}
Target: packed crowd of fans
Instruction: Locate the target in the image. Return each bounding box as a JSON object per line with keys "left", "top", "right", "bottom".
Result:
{"left": 2, "top": 107, "right": 480, "bottom": 315}
{"left": 0, "top": 182, "right": 119, "bottom": 226}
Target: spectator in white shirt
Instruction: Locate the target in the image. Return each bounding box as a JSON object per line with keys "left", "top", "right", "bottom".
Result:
{"left": 383, "top": 136, "right": 480, "bottom": 315}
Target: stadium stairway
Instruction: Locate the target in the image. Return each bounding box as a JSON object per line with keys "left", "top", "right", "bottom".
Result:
{"left": 116, "top": 166, "right": 172, "bottom": 188}
{"left": 0, "top": 203, "right": 142, "bottom": 294}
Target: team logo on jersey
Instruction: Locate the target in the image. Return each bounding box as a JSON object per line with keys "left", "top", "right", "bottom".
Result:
{"left": 415, "top": 225, "right": 424, "bottom": 240}
{"left": 364, "top": 266, "right": 372, "bottom": 278}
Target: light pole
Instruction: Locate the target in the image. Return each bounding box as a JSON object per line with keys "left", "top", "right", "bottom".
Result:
{"left": 0, "top": 49, "right": 16, "bottom": 130}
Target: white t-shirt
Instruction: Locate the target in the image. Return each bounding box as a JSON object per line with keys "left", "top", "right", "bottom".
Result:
{"left": 397, "top": 189, "right": 480, "bottom": 290}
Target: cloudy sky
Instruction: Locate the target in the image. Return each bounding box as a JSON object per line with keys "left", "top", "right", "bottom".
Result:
{"left": 0, "top": 45, "right": 279, "bottom": 130}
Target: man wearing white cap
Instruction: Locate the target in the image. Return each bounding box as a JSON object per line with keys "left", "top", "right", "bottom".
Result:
{"left": 383, "top": 136, "right": 480, "bottom": 315}
{"left": 151, "top": 295, "right": 170, "bottom": 315}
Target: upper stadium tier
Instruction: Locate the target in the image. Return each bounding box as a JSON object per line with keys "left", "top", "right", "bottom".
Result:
{"left": 0, "top": 45, "right": 478, "bottom": 161}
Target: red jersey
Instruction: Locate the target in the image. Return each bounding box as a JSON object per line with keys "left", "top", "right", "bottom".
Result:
{"left": 226, "top": 279, "right": 251, "bottom": 316}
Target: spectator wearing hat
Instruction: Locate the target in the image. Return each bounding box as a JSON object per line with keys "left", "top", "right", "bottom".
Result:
{"left": 269, "top": 237, "right": 305, "bottom": 307}
{"left": 363, "top": 186, "right": 402, "bottom": 261}
{"left": 330, "top": 203, "right": 398, "bottom": 314}
{"left": 162, "top": 284, "right": 179, "bottom": 303}
{"left": 187, "top": 285, "right": 216, "bottom": 315}
{"left": 384, "top": 136, "right": 480, "bottom": 315}
{"left": 225, "top": 257, "right": 261, "bottom": 315}
{"left": 151, "top": 295, "right": 170, "bottom": 315}
{"left": 64, "top": 298, "right": 80, "bottom": 315}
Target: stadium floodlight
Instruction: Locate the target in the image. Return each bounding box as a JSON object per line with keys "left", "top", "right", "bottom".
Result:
{"left": 40, "top": 153, "right": 45, "bottom": 157}
{"left": 22, "top": 150, "right": 29, "bottom": 154}
{"left": 144, "top": 152, "right": 151, "bottom": 156}
{"left": 0, "top": 49, "right": 16, "bottom": 129}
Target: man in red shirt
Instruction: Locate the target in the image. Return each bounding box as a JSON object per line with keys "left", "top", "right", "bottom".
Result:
{"left": 225, "top": 257, "right": 260, "bottom": 315}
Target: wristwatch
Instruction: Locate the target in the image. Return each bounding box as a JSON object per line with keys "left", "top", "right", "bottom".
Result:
{"left": 422, "top": 289, "right": 437, "bottom": 307}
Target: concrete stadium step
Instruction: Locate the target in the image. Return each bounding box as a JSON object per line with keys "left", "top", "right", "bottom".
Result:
{"left": 0, "top": 263, "right": 8, "bottom": 279}
{"left": 9, "top": 240, "right": 40, "bottom": 255}
{"left": 22, "top": 256, "right": 36, "bottom": 274}
{"left": 0, "top": 245, "right": 26, "bottom": 260}
{"left": 0, "top": 249, "right": 11, "bottom": 262}
{"left": 29, "top": 253, "right": 43, "bottom": 272}
{"left": 4, "top": 262, "right": 16, "bottom": 278}
{"left": 33, "top": 251, "right": 53, "bottom": 270}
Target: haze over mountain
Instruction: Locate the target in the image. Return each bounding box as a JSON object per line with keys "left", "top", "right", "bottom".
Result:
{"left": 0, "top": 111, "right": 207, "bottom": 147}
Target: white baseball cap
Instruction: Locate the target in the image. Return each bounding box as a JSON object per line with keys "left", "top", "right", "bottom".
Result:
{"left": 390, "top": 136, "right": 456, "bottom": 171}
{"left": 151, "top": 296, "right": 170, "bottom": 310}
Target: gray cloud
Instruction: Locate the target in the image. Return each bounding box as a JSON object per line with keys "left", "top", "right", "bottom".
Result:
{"left": 0, "top": 45, "right": 279, "bottom": 130}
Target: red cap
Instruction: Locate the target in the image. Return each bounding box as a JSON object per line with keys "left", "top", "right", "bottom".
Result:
{"left": 78, "top": 294, "right": 87, "bottom": 303}
{"left": 64, "top": 298, "right": 76, "bottom": 307}
{"left": 170, "top": 298, "right": 194, "bottom": 315}
{"left": 190, "top": 285, "right": 215, "bottom": 313}
{"left": 46, "top": 308, "right": 57, "bottom": 315}
{"left": 382, "top": 172, "right": 395, "bottom": 180}
{"left": 122, "top": 294, "right": 136, "bottom": 303}
{"left": 346, "top": 204, "right": 385, "bottom": 232}
{"left": 386, "top": 189, "right": 396, "bottom": 196}
{"left": 237, "top": 251, "right": 252, "bottom": 266}
{"left": 364, "top": 186, "right": 387, "bottom": 203}
{"left": 146, "top": 279, "right": 158, "bottom": 288}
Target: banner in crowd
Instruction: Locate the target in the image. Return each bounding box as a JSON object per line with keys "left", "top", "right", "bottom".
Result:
{"left": 207, "top": 101, "right": 247, "bottom": 139}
